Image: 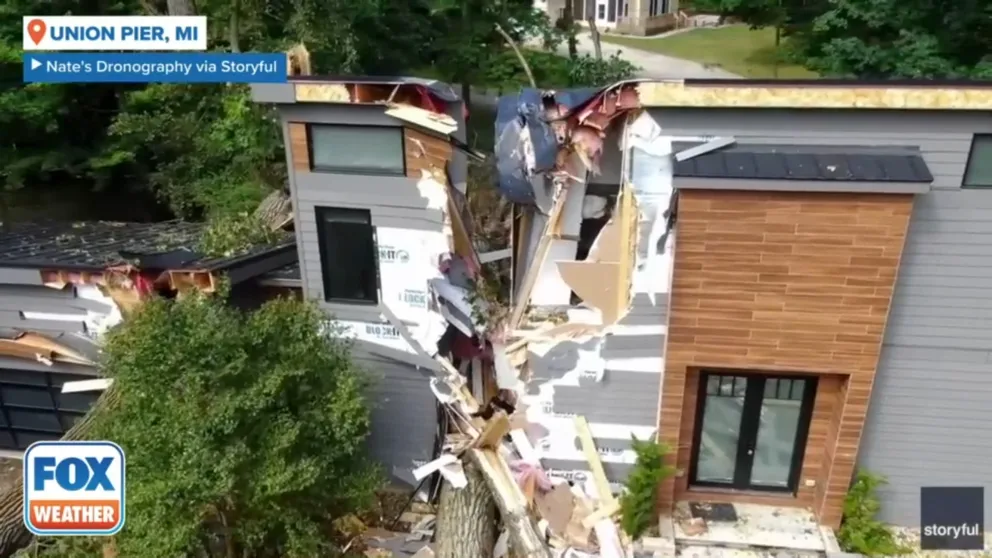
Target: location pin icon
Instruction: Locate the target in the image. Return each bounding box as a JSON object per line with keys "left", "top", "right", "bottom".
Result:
{"left": 27, "top": 19, "right": 46, "bottom": 45}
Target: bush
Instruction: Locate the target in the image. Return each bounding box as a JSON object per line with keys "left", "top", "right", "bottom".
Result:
{"left": 837, "top": 470, "right": 910, "bottom": 557}
{"left": 35, "top": 295, "right": 381, "bottom": 558}
{"left": 619, "top": 438, "right": 676, "bottom": 540}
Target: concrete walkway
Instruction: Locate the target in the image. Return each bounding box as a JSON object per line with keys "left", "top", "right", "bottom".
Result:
{"left": 560, "top": 31, "right": 741, "bottom": 79}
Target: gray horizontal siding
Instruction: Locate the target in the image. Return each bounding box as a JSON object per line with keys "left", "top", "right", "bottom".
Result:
{"left": 646, "top": 108, "right": 992, "bottom": 190}
{"left": 552, "top": 370, "right": 660, "bottom": 426}
{"left": 278, "top": 103, "right": 465, "bottom": 489}
{"left": 292, "top": 171, "right": 443, "bottom": 321}
{"left": 861, "top": 189, "right": 992, "bottom": 528}
{"left": 353, "top": 350, "right": 437, "bottom": 488}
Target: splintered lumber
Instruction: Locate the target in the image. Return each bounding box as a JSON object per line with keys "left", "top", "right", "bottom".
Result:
{"left": 466, "top": 449, "right": 554, "bottom": 558}
{"left": 573, "top": 416, "right": 616, "bottom": 509}
{"left": 508, "top": 188, "right": 571, "bottom": 330}
{"left": 0, "top": 387, "right": 120, "bottom": 558}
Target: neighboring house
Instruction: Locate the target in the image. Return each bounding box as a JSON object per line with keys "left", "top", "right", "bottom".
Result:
{"left": 255, "top": 76, "right": 992, "bottom": 532}
{"left": 534, "top": 0, "right": 678, "bottom": 35}
{"left": 0, "top": 220, "right": 295, "bottom": 451}
{"left": 251, "top": 77, "right": 472, "bottom": 490}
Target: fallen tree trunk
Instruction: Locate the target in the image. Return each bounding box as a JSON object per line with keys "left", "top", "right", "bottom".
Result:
{"left": 435, "top": 460, "right": 497, "bottom": 558}
{"left": 466, "top": 450, "right": 554, "bottom": 558}
{"left": 0, "top": 387, "right": 120, "bottom": 558}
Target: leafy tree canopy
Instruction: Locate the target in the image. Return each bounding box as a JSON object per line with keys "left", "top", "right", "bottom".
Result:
{"left": 801, "top": 0, "right": 992, "bottom": 78}
{"left": 31, "top": 295, "right": 379, "bottom": 558}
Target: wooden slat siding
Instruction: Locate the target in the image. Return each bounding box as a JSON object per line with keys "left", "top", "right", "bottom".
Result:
{"left": 658, "top": 190, "right": 914, "bottom": 528}
{"left": 403, "top": 128, "right": 452, "bottom": 182}
{"left": 288, "top": 123, "right": 309, "bottom": 171}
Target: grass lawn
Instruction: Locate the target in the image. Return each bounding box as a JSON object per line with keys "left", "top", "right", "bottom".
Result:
{"left": 600, "top": 24, "right": 817, "bottom": 79}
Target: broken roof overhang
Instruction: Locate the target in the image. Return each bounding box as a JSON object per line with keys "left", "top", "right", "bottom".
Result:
{"left": 0, "top": 330, "right": 97, "bottom": 367}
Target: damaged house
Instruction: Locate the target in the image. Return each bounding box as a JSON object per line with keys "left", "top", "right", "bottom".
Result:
{"left": 0, "top": 220, "right": 295, "bottom": 451}
{"left": 255, "top": 77, "right": 992, "bottom": 557}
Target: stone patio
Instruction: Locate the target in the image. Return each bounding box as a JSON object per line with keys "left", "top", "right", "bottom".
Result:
{"left": 669, "top": 502, "right": 828, "bottom": 555}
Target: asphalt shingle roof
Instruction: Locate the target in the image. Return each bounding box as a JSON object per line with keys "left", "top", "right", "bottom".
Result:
{"left": 672, "top": 144, "right": 934, "bottom": 183}
{"left": 0, "top": 220, "right": 294, "bottom": 271}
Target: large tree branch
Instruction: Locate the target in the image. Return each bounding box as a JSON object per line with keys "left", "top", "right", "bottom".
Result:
{"left": 494, "top": 23, "right": 537, "bottom": 88}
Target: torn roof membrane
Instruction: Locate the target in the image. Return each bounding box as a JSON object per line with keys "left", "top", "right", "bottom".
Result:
{"left": 494, "top": 83, "right": 642, "bottom": 206}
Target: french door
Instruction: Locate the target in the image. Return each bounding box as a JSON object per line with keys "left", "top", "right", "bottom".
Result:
{"left": 689, "top": 372, "right": 817, "bottom": 493}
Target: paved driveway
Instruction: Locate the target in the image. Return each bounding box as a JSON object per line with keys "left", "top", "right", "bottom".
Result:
{"left": 563, "top": 32, "right": 741, "bottom": 79}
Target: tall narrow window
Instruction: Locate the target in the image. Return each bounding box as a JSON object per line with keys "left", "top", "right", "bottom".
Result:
{"left": 308, "top": 124, "right": 405, "bottom": 175}
{"left": 315, "top": 207, "right": 379, "bottom": 304}
{"left": 963, "top": 135, "right": 992, "bottom": 187}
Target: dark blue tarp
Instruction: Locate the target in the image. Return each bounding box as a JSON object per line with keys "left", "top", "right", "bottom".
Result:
{"left": 493, "top": 87, "right": 603, "bottom": 206}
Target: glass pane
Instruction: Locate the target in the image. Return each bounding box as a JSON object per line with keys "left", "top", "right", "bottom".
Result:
{"left": 750, "top": 379, "right": 806, "bottom": 488}
{"left": 706, "top": 376, "right": 720, "bottom": 395}
{"left": 965, "top": 136, "right": 992, "bottom": 186}
{"left": 764, "top": 379, "right": 778, "bottom": 399}
{"left": 696, "top": 377, "right": 746, "bottom": 484}
{"left": 732, "top": 377, "right": 747, "bottom": 397}
{"left": 317, "top": 208, "right": 378, "bottom": 303}
{"left": 777, "top": 379, "right": 792, "bottom": 400}
{"left": 310, "top": 125, "right": 404, "bottom": 174}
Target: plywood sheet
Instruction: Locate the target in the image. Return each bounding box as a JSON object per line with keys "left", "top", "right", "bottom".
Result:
{"left": 294, "top": 83, "right": 351, "bottom": 103}
{"left": 404, "top": 128, "right": 452, "bottom": 181}
{"left": 637, "top": 81, "right": 992, "bottom": 110}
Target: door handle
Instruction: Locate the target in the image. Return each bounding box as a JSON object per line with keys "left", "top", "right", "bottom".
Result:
{"left": 747, "top": 449, "right": 754, "bottom": 456}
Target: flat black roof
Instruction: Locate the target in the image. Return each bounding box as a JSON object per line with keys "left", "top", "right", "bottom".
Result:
{"left": 671, "top": 144, "right": 934, "bottom": 183}
{"left": 0, "top": 220, "right": 295, "bottom": 272}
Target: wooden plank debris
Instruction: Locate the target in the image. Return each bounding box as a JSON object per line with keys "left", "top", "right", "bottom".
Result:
{"left": 573, "top": 416, "right": 617, "bottom": 508}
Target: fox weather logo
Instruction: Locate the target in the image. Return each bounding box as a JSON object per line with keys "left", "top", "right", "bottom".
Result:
{"left": 23, "top": 441, "right": 126, "bottom": 536}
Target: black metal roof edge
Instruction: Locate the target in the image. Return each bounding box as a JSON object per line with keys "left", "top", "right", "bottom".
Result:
{"left": 670, "top": 171, "right": 935, "bottom": 183}
{"left": 682, "top": 78, "right": 992, "bottom": 88}
{"left": 201, "top": 239, "right": 296, "bottom": 271}
{"left": 0, "top": 238, "right": 297, "bottom": 274}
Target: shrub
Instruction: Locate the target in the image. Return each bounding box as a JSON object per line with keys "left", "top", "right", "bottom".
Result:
{"left": 35, "top": 295, "right": 381, "bottom": 558}
{"left": 837, "top": 470, "right": 910, "bottom": 557}
{"left": 620, "top": 437, "right": 676, "bottom": 539}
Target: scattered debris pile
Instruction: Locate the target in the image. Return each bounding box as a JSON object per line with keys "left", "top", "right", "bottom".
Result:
{"left": 358, "top": 81, "right": 682, "bottom": 558}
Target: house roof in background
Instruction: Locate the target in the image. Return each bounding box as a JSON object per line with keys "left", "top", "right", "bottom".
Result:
{"left": 0, "top": 220, "right": 295, "bottom": 272}
{"left": 671, "top": 144, "right": 934, "bottom": 183}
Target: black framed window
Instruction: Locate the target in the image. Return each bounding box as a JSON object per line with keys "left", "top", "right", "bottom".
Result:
{"left": 690, "top": 372, "right": 817, "bottom": 493}
{"left": 963, "top": 135, "right": 992, "bottom": 187}
{"left": 308, "top": 124, "right": 405, "bottom": 176}
{"left": 315, "top": 207, "right": 379, "bottom": 304}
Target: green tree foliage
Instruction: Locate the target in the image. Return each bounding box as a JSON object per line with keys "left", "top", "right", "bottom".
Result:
{"left": 800, "top": 0, "right": 992, "bottom": 78}
{"left": 103, "top": 83, "right": 286, "bottom": 219}
{"left": 619, "top": 438, "right": 675, "bottom": 540}
{"left": 837, "top": 470, "right": 909, "bottom": 557}
{"left": 1, "top": 0, "right": 632, "bottom": 224}
{"left": 0, "top": 0, "right": 150, "bottom": 219}
{"left": 33, "top": 295, "right": 380, "bottom": 558}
